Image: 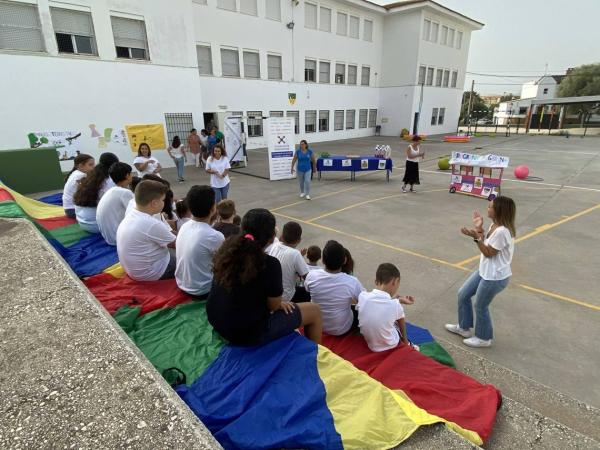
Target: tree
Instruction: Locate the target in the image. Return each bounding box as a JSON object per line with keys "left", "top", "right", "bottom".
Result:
{"left": 459, "top": 91, "right": 489, "bottom": 124}
{"left": 557, "top": 63, "right": 600, "bottom": 127}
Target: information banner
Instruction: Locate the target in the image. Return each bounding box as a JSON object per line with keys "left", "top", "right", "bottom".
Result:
{"left": 125, "top": 124, "right": 166, "bottom": 152}
{"left": 267, "top": 117, "right": 295, "bottom": 181}
{"left": 224, "top": 116, "right": 244, "bottom": 163}
{"left": 449, "top": 152, "right": 509, "bottom": 168}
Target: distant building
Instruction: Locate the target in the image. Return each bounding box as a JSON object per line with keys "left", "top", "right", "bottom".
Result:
{"left": 480, "top": 95, "right": 503, "bottom": 107}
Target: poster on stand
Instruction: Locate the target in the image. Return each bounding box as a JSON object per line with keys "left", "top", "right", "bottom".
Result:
{"left": 267, "top": 117, "right": 295, "bottom": 181}
{"left": 224, "top": 116, "right": 245, "bottom": 163}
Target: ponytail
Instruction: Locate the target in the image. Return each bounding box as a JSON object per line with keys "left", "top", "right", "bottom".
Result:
{"left": 64, "top": 154, "right": 94, "bottom": 184}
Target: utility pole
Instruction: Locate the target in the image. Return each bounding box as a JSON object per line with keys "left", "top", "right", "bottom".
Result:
{"left": 466, "top": 79, "right": 475, "bottom": 135}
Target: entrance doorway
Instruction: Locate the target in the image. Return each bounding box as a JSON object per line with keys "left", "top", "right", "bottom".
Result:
{"left": 203, "top": 112, "right": 218, "bottom": 131}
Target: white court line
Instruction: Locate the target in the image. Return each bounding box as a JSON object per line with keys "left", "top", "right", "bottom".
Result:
{"left": 482, "top": 147, "right": 598, "bottom": 156}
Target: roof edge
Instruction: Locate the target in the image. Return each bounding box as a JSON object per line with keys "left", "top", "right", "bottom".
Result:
{"left": 383, "top": 0, "right": 484, "bottom": 28}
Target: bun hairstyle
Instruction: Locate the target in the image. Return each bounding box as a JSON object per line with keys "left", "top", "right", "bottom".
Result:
{"left": 73, "top": 152, "right": 119, "bottom": 207}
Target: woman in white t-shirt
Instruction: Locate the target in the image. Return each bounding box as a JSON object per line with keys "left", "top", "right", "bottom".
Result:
{"left": 445, "top": 196, "right": 516, "bottom": 348}
{"left": 167, "top": 135, "right": 187, "bottom": 183}
{"left": 401, "top": 135, "right": 425, "bottom": 193}
{"left": 206, "top": 145, "right": 231, "bottom": 202}
{"left": 63, "top": 154, "right": 95, "bottom": 218}
{"left": 133, "top": 143, "right": 161, "bottom": 178}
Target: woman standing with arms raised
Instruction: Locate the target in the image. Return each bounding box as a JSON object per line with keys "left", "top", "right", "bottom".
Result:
{"left": 445, "top": 196, "right": 516, "bottom": 348}
{"left": 290, "top": 140, "right": 317, "bottom": 200}
{"left": 401, "top": 135, "right": 425, "bottom": 193}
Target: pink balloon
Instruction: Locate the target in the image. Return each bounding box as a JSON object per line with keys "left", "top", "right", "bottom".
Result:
{"left": 514, "top": 165, "right": 529, "bottom": 179}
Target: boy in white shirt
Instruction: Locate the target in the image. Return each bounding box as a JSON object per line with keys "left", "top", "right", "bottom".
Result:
{"left": 306, "top": 245, "right": 322, "bottom": 271}
{"left": 116, "top": 180, "right": 176, "bottom": 281}
{"left": 357, "top": 263, "right": 418, "bottom": 352}
{"left": 267, "top": 221, "right": 309, "bottom": 301}
{"left": 175, "top": 185, "right": 224, "bottom": 299}
{"left": 97, "top": 162, "right": 134, "bottom": 246}
{"left": 305, "top": 240, "right": 365, "bottom": 335}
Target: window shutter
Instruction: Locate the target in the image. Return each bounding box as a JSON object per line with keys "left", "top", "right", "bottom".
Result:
{"left": 196, "top": 45, "right": 212, "bottom": 75}
{"left": 0, "top": 1, "right": 45, "bottom": 52}
{"left": 266, "top": 0, "right": 281, "bottom": 20}
{"left": 51, "top": 8, "right": 93, "bottom": 36}
{"left": 111, "top": 16, "right": 147, "bottom": 51}
{"left": 221, "top": 48, "right": 240, "bottom": 76}
{"left": 243, "top": 51, "right": 260, "bottom": 78}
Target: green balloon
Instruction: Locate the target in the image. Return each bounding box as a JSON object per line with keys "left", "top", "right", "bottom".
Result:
{"left": 438, "top": 158, "right": 450, "bottom": 170}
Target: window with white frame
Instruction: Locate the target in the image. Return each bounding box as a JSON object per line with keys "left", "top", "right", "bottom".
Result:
{"left": 346, "top": 110, "right": 355, "bottom": 129}
{"left": 269, "top": 110, "right": 284, "bottom": 117}
{"left": 448, "top": 28, "right": 455, "bottom": 47}
{"left": 438, "top": 107, "right": 445, "bottom": 125}
{"left": 422, "top": 18, "right": 431, "bottom": 41}
{"left": 361, "top": 66, "right": 370, "bottom": 86}
{"left": 221, "top": 48, "right": 240, "bottom": 76}
{"left": 243, "top": 50, "right": 260, "bottom": 78}
{"left": 111, "top": 17, "right": 149, "bottom": 60}
{"left": 240, "top": 0, "right": 257, "bottom": 15}
{"left": 267, "top": 54, "right": 282, "bottom": 80}
{"left": 0, "top": 1, "right": 45, "bottom": 52}
{"left": 349, "top": 15, "right": 359, "bottom": 38}
{"left": 347, "top": 65, "right": 357, "bottom": 84}
{"left": 51, "top": 8, "right": 96, "bottom": 55}
{"left": 441, "top": 25, "right": 448, "bottom": 45}
{"left": 335, "top": 63, "right": 345, "bottom": 84}
{"left": 456, "top": 31, "right": 463, "bottom": 49}
{"left": 287, "top": 110, "right": 300, "bottom": 134}
{"left": 304, "top": 59, "right": 316, "bottom": 82}
{"left": 418, "top": 66, "right": 426, "bottom": 85}
{"left": 217, "top": 0, "right": 236, "bottom": 11}
{"left": 430, "top": 21, "right": 439, "bottom": 43}
{"left": 319, "top": 61, "right": 330, "bottom": 83}
{"left": 363, "top": 19, "right": 373, "bottom": 41}
{"left": 193, "top": 0, "right": 208, "bottom": 4}
{"left": 431, "top": 107, "right": 438, "bottom": 125}
{"left": 368, "top": 109, "right": 377, "bottom": 127}
{"left": 442, "top": 69, "right": 449, "bottom": 87}
{"left": 451, "top": 70, "right": 458, "bottom": 87}
{"left": 319, "top": 7, "right": 331, "bottom": 32}
{"left": 230, "top": 111, "right": 243, "bottom": 117}
{"left": 336, "top": 12, "right": 347, "bottom": 36}
{"left": 266, "top": 0, "right": 281, "bottom": 20}
{"left": 247, "top": 110, "right": 263, "bottom": 136}
{"left": 305, "top": 3, "right": 317, "bottom": 29}
{"left": 426, "top": 67, "right": 434, "bottom": 86}
{"left": 196, "top": 45, "right": 212, "bottom": 75}
{"left": 334, "top": 110, "right": 344, "bottom": 130}
{"left": 305, "top": 110, "right": 317, "bottom": 133}
{"left": 359, "top": 109, "right": 368, "bottom": 128}
{"left": 319, "top": 110, "right": 329, "bottom": 131}
{"left": 435, "top": 68, "right": 443, "bottom": 87}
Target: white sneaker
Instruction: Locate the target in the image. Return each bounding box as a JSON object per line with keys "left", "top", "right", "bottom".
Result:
{"left": 463, "top": 336, "right": 492, "bottom": 348}
{"left": 300, "top": 193, "right": 305, "bottom": 198}
{"left": 306, "top": 195, "right": 311, "bottom": 200}
{"left": 444, "top": 324, "right": 472, "bottom": 338}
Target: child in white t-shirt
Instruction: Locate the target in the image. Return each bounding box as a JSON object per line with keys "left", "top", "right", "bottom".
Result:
{"left": 97, "top": 162, "right": 134, "bottom": 246}
{"left": 357, "top": 263, "right": 418, "bottom": 352}
{"left": 133, "top": 143, "right": 162, "bottom": 177}
{"left": 306, "top": 245, "right": 322, "bottom": 271}
{"left": 175, "top": 199, "right": 192, "bottom": 232}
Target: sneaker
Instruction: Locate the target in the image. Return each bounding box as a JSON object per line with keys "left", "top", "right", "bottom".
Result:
{"left": 463, "top": 336, "right": 492, "bottom": 348}
{"left": 402, "top": 186, "right": 407, "bottom": 193}
{"left": 410, "top": 188, "right": 416, "bottom": 192}
{"left": 306, "top": 195, "right": 311, "bottom": 200}
{"left": 300, "top": 193, "right": 305, "bottom": 198}
{"left": 444, "top": 324, "right": 472, "bottom": 338}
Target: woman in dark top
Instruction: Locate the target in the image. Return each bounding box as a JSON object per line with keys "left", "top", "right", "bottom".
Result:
{"left": 207, "top": 208, "right": 322, "bottom": 346}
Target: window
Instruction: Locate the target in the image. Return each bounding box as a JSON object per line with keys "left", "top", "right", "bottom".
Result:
{"left": 247, "top": 111, "right": 263, "bottom": 137}
{"left": 305, "top": 3, "right": 317, "bottom": 29}
{"left": 359, "top": 109, "right": 368, "bottom": 128}
{"left": 361, "top": 66, "right": 370, "bottom": 86}
{"left": 165, "top": 113, "right": 194, "bottom": 145}
{"left": 441, "top": 25, "right": 448, "bottom": 45}
{"left": 448, "top": 28, "right": 455, "bottom": 47}
{"left": 438, "top": 107, "right": 445, "bottom": 125}
{"left": 0, "top": 1, "right": 45, "bottom": 52}
{"left": 270, "top": 110, "right": 284, "bottom": 117}
{"left": 51, "top": 8, "right": 96, "bottom": 55}
{"left": 543, "top": 88, "right": 549, "bottom": 94}
{"left": 451, "top": 70, "right": 458, "bottom": 88}
{"left": 221, "top": 48, "right": 240, "bottom": 77}
{"left": 217, "top": 0, "right": 236, "bottom": 11}
{"left": 418, "top": 66, "right": 426, "bottom": 85}
{"left": 111, "top": 16, "right": 149, "bottom": 60}
{"left": 287, "top": 110, "right": 300, "bottom": 134}
{"left": 319, "top": 61, "right": 330, "bottom": 83}
{"left": 267, "top": 54, "right": 282, "bottom": 80}
{"left": 426, "top": 67, "right": 434, "bottom": 85}
{"left": 442, "top": 69, "right": 450, "bottom": 87}
{"left": 304, "top": 59, "right": 316, "bottom": 82}
{"left": 305, "top": 110, "right": 317, "bottom": 133}
{"left": 368, "top": 109, "right": 377, "bottom": 127}
{"left": 335, "top": 63, "right": 345, "bottom": 84}
{"left": 319, "top": 7, "right": 331, "bottom": 32}
{"left": 431, "top": 108, "right": 438, "bottom": 125}
{"left": 435, "top": 68, "right": 443, "bottom": 87}
{"left": 346, "top": 110, "right": 355, "bottom": 129}
{"left": 363, "top": 19, "right": 373, "bottom": 41}
{"left": 319, "top": 110, "right": 329, "bottom": 131}
{"left": 196, "top": 45, "right": 213, "bottom": 75}
{"left": 334, "top": 110, "right": 344, "bottom": 130}
{"left": 193, "top": 0, "right": 208, "bottom": 4}
{"left": 337, "top": 12, "right": 347, "bottom": 36}
{"left": 422, "top": 18, "right": 431, "bottom": 41}
{"left": 240, "top": 0, "right": 258, "bottom": 15}
{"left": 518, "top": 107, "right": 528, "bottom": 114}
{"left": 430, "top": 22, "right": 439, "bottom": 43}
{"left": 347, "top": 65, "right": 357, "bottom": 84}
{"left": 266, "top": 0, "right": 281, "bottom": 20}
{"left": 230, "top": 111, "right": 243, "bottom": 117}
{"left": 243, "top": 51, "right": 260, "bottom": 78}
{"left": 456, "top": 31, "right": 463, "bottom": 49}
{"left": 349, "top": 16, "right": 359, "bottom": 38}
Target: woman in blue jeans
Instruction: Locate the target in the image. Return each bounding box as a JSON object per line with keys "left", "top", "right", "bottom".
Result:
{"left": 206, "top": 145, "right": 231, "bottom": 202}
{"left": 445, "top": 196, "right": 516, "bottom": 348}
{"left": 291, "top": 140, "right": 317, "bottom": 200}
{"left": 167, "top": 135, "right": 187, "bottom": 183}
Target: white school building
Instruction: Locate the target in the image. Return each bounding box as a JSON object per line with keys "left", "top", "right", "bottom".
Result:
{"left": 0, "top": 0, "right": 482, "bottom": 169}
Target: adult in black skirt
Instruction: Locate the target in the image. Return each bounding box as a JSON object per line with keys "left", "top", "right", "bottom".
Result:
{"left": 402, "top": 135, "right": 425, "bottom": 192}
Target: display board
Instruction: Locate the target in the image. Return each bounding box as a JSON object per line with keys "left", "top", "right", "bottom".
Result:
{"left": 0, "top": 148, "right": 63, "bottom": 194}
{"left": 224, "top": 116, "right": 245, "bottom": 163}
{"left": 125, "top": 124, "right": 167, "bottom": 152}
{"left": 266, "top": 117, "right": 295, "bottom": 181}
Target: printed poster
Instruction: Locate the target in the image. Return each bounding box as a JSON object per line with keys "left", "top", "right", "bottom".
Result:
{"left": 474, "top": 177, "right": 483, "bottom": 189}
{"left": 452, "top": 174, "right": 463, "bottom": 184}
{"left": 460, "top": 183, "right": 473, "bottom": 193}
{"left": 27, "top": 130, "right": 82, "bottom": 161}
{"left": 266, "top": 117, "right": 295, "bottom": 181}
{"left": 378, "top": 159, "right": 386, "bottom": 170}
{"left": 323, "top": 159, "right": 333, "bottom": 167}
{"left": 342, "top": 159, "right": 352, "bottom": 167}
{"left": 361, "top": 159, "right": 369, "bottom": 170}
{"left": 125, "top": 124, "right": 167, "bottom": 152}
{"left": 449, "top": 152, "right": 509, "bottom": 168}
{"left": 482, "top": 186, "right": 492, "bottom": 197}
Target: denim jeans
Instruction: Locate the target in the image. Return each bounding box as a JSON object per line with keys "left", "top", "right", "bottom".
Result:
{"left": 457, "top": 270, "right": 510, "bottom": 340}
{"left": 213, "top": 183, "right": 230, "bottom": 203}
{"left": 174, "top": 156, "right": 185, "bottom": 181}
{"left": 298, "top": 170, "right": 311, "bottom": 195}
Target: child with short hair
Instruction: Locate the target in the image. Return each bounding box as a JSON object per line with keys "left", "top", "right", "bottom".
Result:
{"left": 232, "top": 214, "right": 241, "bottom": 226}
{"left": 213, "top": 199, "right": 241, "bottom": 238}
{"left": 97, "top": 162, "right": 134, "bottom": 245}
{"left": 175, "top": 199, "right": 191, "bottom": 231}
{"left": 306, "top": 245, "right": 322, "bottom": 271}
{"left": 357, "top": 263, "right": 417, "bottom": 352}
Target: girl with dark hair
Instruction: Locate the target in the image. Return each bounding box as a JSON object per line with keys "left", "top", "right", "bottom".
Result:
{"left": 446, "top": 196, "right": 516, "bottom": 348}
{"left": 402, "top": 135, "right": 425, "bottom": 193}
{"left": 207, "top": 208, "right": 323, "bottom": 346}
{"left": 73, "top": 152, "right": 119, "bottom": 233}
{"left": 291, "top": 139, "right": 317, "bottom": 200}
{"left": 134, "top": 143, "right": 161, "bottom": 177}
{"left": 206, "top": 144, "right": 231, "bottom": 202}
{"left": 63, "top": 154, "right": 95, "bottom": 218}
{"left": 167, "top": 135, "right": 187, "bottom": 183}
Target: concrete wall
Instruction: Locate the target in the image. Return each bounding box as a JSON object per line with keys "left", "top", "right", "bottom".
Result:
{"left": 521, "top": 77, "right": 558, "bottom": 100}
